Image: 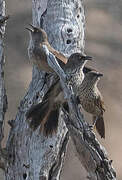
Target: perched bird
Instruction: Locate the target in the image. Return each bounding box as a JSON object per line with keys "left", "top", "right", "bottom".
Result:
{"left": 26, "top": 24, "right": 67, "bottom": 72}
{"left": 26, "top": 53, "right": 92, "bottom": 136}
{"left": 78, "top": 71, "right": 105, "bottom": 138}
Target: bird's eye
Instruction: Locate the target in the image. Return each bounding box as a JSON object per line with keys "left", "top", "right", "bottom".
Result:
{"left": 34, "top": 28, "right": 39, "bottom": 33}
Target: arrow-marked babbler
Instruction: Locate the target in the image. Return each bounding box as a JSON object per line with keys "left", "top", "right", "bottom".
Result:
{"left": 26, "top": 53, "right": 92, "bottom": 136}
{"left": 78, "top": 70, "right": 105, "bottom": 138}
{"left": 26, "top": 24, "right": 67, "bottom": 72}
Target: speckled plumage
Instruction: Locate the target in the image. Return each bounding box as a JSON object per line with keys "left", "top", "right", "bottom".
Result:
{"left": 78, "top": 71, "right": 105, "bottom": 138}
{"left": 26, "top": 53, "right": 92, "bottom": 136}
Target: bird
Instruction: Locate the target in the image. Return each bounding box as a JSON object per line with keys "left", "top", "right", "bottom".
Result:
{"left": 26, "top": 52, "right": 92, "bottom": 136}
{"left": 26, "top": 24, "right": 67, "bottom": 73}
{"left": 78, "top": 70, "right": 105, "bottom": 138}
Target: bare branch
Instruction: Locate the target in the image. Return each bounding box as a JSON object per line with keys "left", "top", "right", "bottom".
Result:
{"left": 0, "top": 0, "right": 8, "bottom": 170}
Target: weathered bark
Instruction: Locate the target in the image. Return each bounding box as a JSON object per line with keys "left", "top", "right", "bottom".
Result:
{"left": 5, "top": 0, "right": 85, "bottom": 179}
{"left": 0, "top": 0, "right": 8, "bottom": 171}
{"left": 1, "top": 0, "right": 116, "bottom": 180}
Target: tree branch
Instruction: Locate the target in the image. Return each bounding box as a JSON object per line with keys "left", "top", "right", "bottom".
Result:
{"left": 43, "top": 45, "right": 117, "bottom": 180}
{"left": 0, "top": 0, "right": 8, "bottom": 171}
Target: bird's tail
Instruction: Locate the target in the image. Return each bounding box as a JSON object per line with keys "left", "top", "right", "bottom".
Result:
{"left": 26, "top": 76, "right": 61, "bottom": 136}
{"left": 43, "top": 107, "right": 59, "bottom": 137}
{"left": 93, "top": 115, "right": 105, "bottom": 138}
{"left": 26, "top": 100, "right": 59, "bottom": 137}
{"left": 26, "top": 100, "right": 49, "bottom": 131}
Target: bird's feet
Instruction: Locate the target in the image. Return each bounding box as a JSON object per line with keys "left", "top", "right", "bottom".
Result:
{"left": 89, "top": 122, "right": 96, "bottom": 131}
{"left": 89, "top": 117, "right": 97, "bottom": 130}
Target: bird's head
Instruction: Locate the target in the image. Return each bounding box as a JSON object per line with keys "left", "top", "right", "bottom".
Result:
{"left": 26, "top": 24, "right": 48, "bottom": 44}
{"left": 85, "top": 70, "right": 103, "bottom": 84}
{"left": 83, "top": 66, "right": 98, "bottom": 74}
{"left": 67, "top": 52, "right": 92, "bottom": 70}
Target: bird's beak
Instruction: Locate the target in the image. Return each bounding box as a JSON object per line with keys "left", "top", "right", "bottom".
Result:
{"left": 97, "top": 73, "right": 103, "bottom": 77}
{"left": 29, "top": 23, "right": 35, "bottom": 29}
{"left": 84, "top": 56, "right": 92, "bottom": 61}
{"left": 25, "top": 27, "right": 33, "bottom": 32}
{"left": 25, "top": 24, "right": 35, "bottom": 32}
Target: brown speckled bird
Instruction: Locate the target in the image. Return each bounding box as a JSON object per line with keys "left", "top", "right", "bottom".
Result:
{"left": 26, "top": 53, "right": 92, "bottom": 136}
{"left": 78, "top": 70, "right": 105, "bottom": 138}
{"left": 26, "top": 24, "right": 67, "bottom": 72}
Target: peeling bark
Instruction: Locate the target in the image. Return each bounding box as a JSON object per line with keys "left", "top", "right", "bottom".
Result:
{"left": 5, "top": 0, "right": 85, "bottom": 179}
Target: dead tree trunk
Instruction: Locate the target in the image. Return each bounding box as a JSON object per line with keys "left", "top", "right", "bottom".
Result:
{"left": 5, "top": 0, "right": 85, "bottom": 179}
{"left": 0, "top": 0, "right": 117, "bottom": 180}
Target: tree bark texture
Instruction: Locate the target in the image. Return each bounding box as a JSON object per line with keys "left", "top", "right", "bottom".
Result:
{"left": 43, "top": 46, "right": 117, "bottom": 180}
{"left": 0, "top": 0, "right": 117, "bottom": 180}
{"left": 5, "top": 0, "right": 85, "bottom": 179}
{"left": 0, "top": 0, "right": 8, "bottom": 171}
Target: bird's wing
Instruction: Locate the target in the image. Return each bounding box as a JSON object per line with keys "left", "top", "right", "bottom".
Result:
{"left": 95, "top": 96, "right": 105, "bottom": 113}
{"left": 44, "top": 42, "right": 68, "bottom": 64}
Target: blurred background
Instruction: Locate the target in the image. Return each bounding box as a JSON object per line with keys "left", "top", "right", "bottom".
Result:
{"left": 0, "top": 0, "right": 122, "bottom": 179}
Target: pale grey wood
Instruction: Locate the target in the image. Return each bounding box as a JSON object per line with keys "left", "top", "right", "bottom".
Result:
{"left": 0, "top": 0, "right": 8, "bottom": 171}
{"left": 0, "top": 0, "right": 117, "bottom": 179}
{"left": 43, "top": 45, "right": 117, "bottom": 180}
{"left": 5, "top": 0, "right": 85, "bottom": 179}
{"left": 3, "top": 0, "right": 117, "bottom": 179}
